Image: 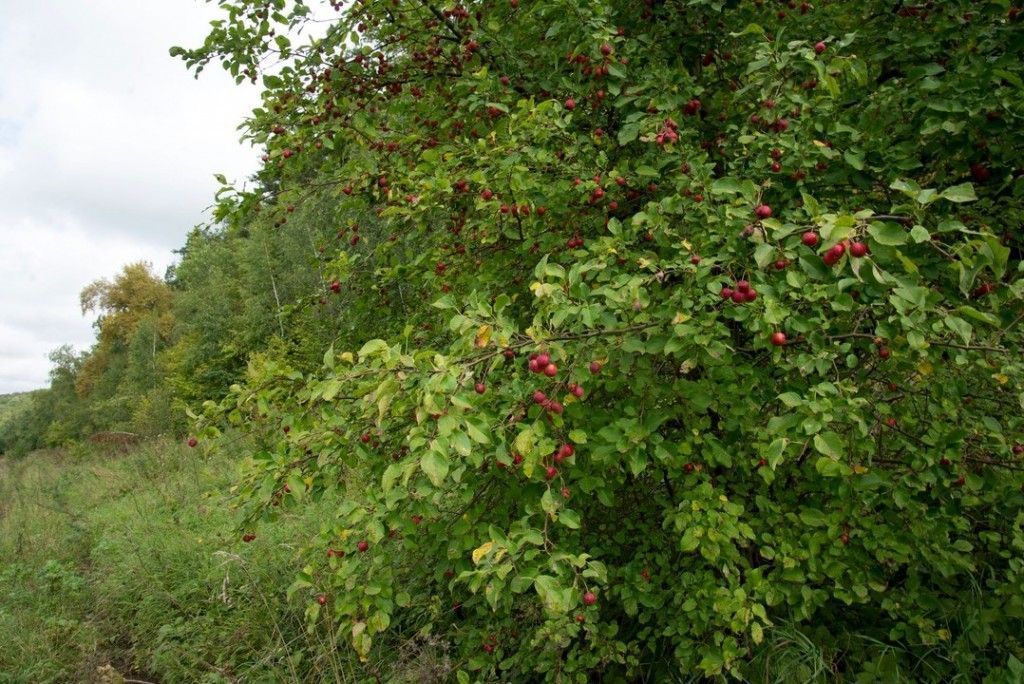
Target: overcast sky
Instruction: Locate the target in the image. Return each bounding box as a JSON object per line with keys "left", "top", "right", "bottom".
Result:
{"left": 0, "top": 1, "right": 260, "bottom": 394}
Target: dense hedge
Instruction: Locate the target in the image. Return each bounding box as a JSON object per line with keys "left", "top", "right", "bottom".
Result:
{"left": 171, "top": 0, "right": 1024, "bottom": 680}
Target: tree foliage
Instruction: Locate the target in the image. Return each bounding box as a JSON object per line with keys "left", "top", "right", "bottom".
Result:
{"left": 6, "top": 0, "right": 1024, "bottom": 680}
{"left": 171, "top": 0, "right": 1024, "bottom": 680}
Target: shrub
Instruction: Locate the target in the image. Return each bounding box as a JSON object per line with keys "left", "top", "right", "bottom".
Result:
{"left": 178, "top": 1, "right": 1024, "bottom": 680}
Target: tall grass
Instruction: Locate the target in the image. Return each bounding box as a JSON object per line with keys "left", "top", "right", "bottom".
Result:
{"left": 0, "top": 440, "right": 353, "bottom": 683}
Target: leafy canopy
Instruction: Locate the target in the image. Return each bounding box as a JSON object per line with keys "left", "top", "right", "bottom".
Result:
{"left": 178, "top": 0, "right": 1024, "bottom": 680}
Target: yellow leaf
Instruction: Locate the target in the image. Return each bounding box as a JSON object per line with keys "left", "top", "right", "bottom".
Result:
{"left": 672, "top": 312, "right": 691, "bottom": 325}
{"left": 472, "top": 541, "right": 495, "bottom": 565}
{"left": 813, "top": 139, "right": 828, "bottom": 147}
{"left": 340, "top": 351, "right": 354, "bottom": 363}
{"left": 474, "top": 325, "right": 492, "bottom": 348}
{"left": 917, "top": 360, "right": 933, "bottom": 376}
{"left": 351, "top": 621, "right": 371, "bottom": 662}
{"left": 853, "top": 465, "right": 869, "bottom": 474}
{"left": 682, "top": 239, "right": 692, "bottom": 251}
{"left": 993, "top": 373, "right": 1009, "bottom": 385}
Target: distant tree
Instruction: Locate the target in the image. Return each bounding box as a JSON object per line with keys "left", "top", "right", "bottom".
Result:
{"left": 77, "top": 262, "right": 173, "bottom": 396}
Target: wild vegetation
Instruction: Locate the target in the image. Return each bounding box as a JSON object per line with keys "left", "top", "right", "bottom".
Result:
{"left": 0, "top": 440, "right": 360, "bottom": 682}
{"left": 3, "top": 0, "right": 1023, "bottom": 681}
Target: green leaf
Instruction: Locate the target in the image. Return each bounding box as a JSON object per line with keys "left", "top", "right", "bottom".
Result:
{"left": 710, "top": 177, "right": 756, "bottom": 201}
{"left": 558, "top": 509, "right": 581, "bottom": 529}
{"left": 890, "top": 178, "right": 921, "bottom": 199}
{"left": 813, "top": 432, "right": 844, "bottom": 459}
{"left": 568, "top": 429, "right": 587, "bottom": 444}
{"left": 815, "top": 457, "right": 849, "bottom": 477}
{"left": 867, "top": 222, "right": 908, "bottom": 246}
{"left": 286, "top": 473, "right": 306, "bottom": 499}
{"left": 754, "top": 243, "right": 776, "bottom": 269}
{"left": 464, "top": 418, "right": 491, "bottom": 444}
{"left": 541, "top": 488, "right": 559, "bottom": 515}
{"left": 358, "top": 339, "right": 389, "bottom": 359}
{"left": 534, "top": 575, "right": 567, "bottom": 613}
{"left": 843, "top": 151, "right": 865, "bottom": 170}
{"left": 957, "top": 306, "right": 1000, "bottom": 327}
{"left": 777, "top": 392, "right": 802, "bottom": 408}
{"left": 940, "top": 183, "right": 977, "bottom": 203}
{"left": 617, "top": 123, "right": 640, "bottom": 145}
{"left": 382, "top": 462, "right": 404, "bottom": 493}
{"left": 909, "top": 225, "right": 931, "bottom": 243}
{"left": 799, "top": 254, "right": 831, "bottom": 280}
{"left": 421, "top": 450, "right": 449, "bottom": 487}
{"left": 799, "top": 508, "right": 828, "bottom": 526}
{"left": 943, "top": 317, "right": 972, "bottom": 344}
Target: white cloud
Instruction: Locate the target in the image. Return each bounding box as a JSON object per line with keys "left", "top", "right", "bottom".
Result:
{"left": 0, "top": 0, "right": 261, "bottom": 393}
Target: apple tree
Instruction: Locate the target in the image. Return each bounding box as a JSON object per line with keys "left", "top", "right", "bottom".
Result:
{"left": 179, "top": 0, "right": 1024, "bottom": 679}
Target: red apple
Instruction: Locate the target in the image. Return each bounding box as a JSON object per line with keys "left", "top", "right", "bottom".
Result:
{"left": 771, "top": 332, "right": 787, "bottom": 346}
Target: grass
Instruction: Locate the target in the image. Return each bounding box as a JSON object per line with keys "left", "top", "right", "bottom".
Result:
{"left": 0, "top": 439, "right": 355, "bottom": 683}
